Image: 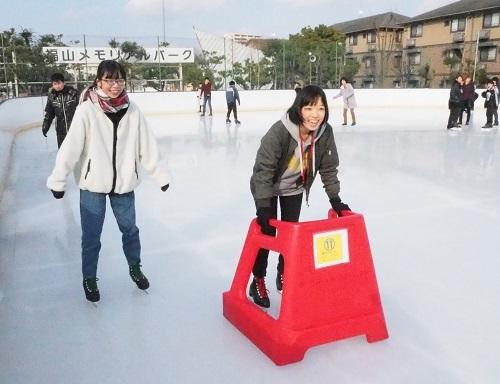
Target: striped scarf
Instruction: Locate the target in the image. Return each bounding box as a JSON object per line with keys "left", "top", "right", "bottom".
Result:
{"left": 80, "top": 86, "right": 129, "bottom": 113}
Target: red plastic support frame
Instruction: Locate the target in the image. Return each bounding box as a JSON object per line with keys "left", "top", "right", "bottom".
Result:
{"left": 222, "top": 210, "right": 389, "bottom": 365}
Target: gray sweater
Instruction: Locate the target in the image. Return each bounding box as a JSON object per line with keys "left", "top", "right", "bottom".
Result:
{"left": 250, "top": 114, "right": 341, "bottom": 209}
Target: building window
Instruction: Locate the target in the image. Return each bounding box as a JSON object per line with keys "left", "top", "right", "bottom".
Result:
{"left": 365, "top": 58, "right": 373, "bottom": 68}
{"left": 395, "top": 31, "right": 402, "bottom": 43}
{"left": 393, "top": 55, "right": 402, "bottom": 68}
{"left": 408, "top": 53, "right": 421, "bottom": 65}
{"left": 367, "top": 31, "right": 376, "bottom": 43}
{"left": 479, "top": 46, "right": 497, "bottom": 61}
{"left": 450, "top": 18, "right": 466, "bottom": 32}
{"left": 410, "top": 24, "right": 423, "bottom": 37}
{"left": 349, "top": 34, "right": 357, "bottom": 46}
{"left": 483, "top": 12, "right": 500, "bottom": 28}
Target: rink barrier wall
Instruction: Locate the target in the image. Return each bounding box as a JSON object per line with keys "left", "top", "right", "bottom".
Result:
{"left": 0, "top": 88, "right": 453, "bottom": 200}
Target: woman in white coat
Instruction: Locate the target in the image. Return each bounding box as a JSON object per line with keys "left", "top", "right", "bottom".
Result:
{"left": 333, "top": 77, "right": 357, "bottom": 126}
{"left": 47, "top": 60, "right": 170, "bottom": 302}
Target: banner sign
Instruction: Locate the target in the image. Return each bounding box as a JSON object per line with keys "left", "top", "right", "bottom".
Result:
{"left": 42, "top": 47, "right": 194, "bottom": 64}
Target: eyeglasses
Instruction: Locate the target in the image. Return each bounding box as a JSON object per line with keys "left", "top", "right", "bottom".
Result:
{"left": 101, "top": 79, "right": 126, "bottom": 86}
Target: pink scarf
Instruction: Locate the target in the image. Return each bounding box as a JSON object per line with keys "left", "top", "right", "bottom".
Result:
{"left": 80, "top": 86, "right": 129, "bottom": 113}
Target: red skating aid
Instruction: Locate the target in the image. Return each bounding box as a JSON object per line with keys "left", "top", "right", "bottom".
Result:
{"left": 223, "top": 210, "right": 388, "bottom": 365}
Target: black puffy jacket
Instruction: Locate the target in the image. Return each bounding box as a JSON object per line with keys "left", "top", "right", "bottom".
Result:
{"left": 448, "top": 80, "right": 462, "bottom": 105}
{"left": 42, "top": 85, "right": 79, "bottom": 144}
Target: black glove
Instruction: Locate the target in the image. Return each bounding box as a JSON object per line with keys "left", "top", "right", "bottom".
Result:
{"left": 42, "top": 127, "right": 48, "bottom": 137}
{"left": 329, "top": 198, "right": 351, "bottom": 217}
{"left": 161, "top": 184, "right": 169, "bottom": 192}
{"left": 51, "top": 190, "right": 64, "bottom": 199}
{"left": 256, "top": 207, "right": 274, "bottom": 234}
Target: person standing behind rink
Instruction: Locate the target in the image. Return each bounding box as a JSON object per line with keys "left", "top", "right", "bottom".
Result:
{"left": 249, "top": 85, "right": 351, "bottom": 308}
{"left": 42, "top": 73, "right": 79, "bottom": 148}
{"left": 46, "top": 60, "right": 171, "bottom": 303}
{"left": 447, "top": 74, "right": 463, "bottom": 130}
{"left": 333, "top": 77, "right": 357, "bottom": 126}
{"left": 200, "top": 77, "right": 213, "bottom": 116}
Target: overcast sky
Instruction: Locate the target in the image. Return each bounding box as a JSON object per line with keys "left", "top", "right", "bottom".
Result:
{"left": 2, "top": 0, "right": 457, "bottom": 43}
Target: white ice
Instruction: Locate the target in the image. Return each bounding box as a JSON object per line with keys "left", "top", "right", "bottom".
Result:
{"left": 1, "top": 100, "right": 500, "bottom": 383}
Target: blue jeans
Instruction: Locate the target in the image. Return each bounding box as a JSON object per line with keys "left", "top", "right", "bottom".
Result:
{"left": 203, "top": 95, "right": 212, "bottom": 115}
{"left": 80, "top": 190, "right": 141, "bottom": 278}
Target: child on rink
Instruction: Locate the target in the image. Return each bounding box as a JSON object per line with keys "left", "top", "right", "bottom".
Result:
{"left": 47, "top": 60, "right": 170, "bottom": 302}
{"left": 249, "top": 85, "right": 351, "bottom": 308}
{"left": 481, "top": 79, "right": 498, "bottom": 129}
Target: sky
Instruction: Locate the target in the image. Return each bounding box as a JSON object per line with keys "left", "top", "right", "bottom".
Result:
{"left": 1, "top": 0, "right": 457, "bottom": 45}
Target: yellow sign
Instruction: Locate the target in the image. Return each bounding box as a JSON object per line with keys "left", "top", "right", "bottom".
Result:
{"left": 313, "top": 229, "right": 349, "bottom": 269}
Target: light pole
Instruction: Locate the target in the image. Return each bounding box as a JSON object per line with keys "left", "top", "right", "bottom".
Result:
{"left": 334, "top": 41, "right": 343, "bottom": 85}
{"left": 308, "top": 52, "right": 316, "bottom": 84}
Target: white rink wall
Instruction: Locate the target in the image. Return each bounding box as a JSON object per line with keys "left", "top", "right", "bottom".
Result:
{"left": 0, "top": 88, "right": 453, "bottom": 199}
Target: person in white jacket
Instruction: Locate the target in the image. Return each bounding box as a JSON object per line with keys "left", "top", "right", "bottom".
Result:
{"left": 47, "top": 60, "right": 170, "bottom": 302}
{"left": 333, "top": 77, "right": 357, "bottom": 126}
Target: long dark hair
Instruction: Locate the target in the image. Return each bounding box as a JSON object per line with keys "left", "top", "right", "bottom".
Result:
{"left": 287, "top": 85, "right": 329, "bottom": 126}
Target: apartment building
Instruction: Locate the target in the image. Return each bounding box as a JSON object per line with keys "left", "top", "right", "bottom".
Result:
{"left": 333, "top": 12, "right": 410, "bottom": 88}
{"left": 401, "top": 0, "right": 500, "bottom": 88}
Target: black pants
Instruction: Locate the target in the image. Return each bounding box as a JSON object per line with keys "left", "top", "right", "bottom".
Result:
{"left": 486, "top": 107, "right": 496, "bottom": 125}
{"left": 447, "top": 104, "right": 461, "bottom": 128}
{"left": 459, "top": 102, "right": 471, "bottom": 124}
{"left": 253, "top": 194, "right": 303, "bottom": 278}
{"left": 226, "top": 102, "right": 238, "bottom": 120}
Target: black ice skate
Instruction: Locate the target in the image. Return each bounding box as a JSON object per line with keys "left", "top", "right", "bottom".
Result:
{"left": 226, "top": 118, "right": 231, "bottom": 123}
{"left": 249, "top": 277, "right": 270, "bottom": 308}
{"left": 83, "top": 277, "right": 100, "bottom": 302}
{"left": 235, "top": 120, "right": 241, "bottom": 125}
{"left": 129, "top": 264, "right": 150, "bottom": 290}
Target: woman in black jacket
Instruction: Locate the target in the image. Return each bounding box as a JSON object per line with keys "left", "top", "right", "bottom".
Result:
{"left": 249, "top": 85, "right": 350, "bottom": 308}
{"left": 447, "top": 74, "right": 463, "bottom": 130}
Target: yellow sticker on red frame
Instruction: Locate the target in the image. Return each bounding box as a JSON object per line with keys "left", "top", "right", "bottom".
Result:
{"left": 313, "top": 229, "right": 349, "bottom": 269}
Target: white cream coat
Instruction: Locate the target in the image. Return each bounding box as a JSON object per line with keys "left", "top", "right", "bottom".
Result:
{"left": 47, "top": 99, "right": 170, "bottom": 193}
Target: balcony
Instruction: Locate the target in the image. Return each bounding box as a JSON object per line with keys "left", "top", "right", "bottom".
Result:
{"left": 479, "top": 30, "right": 490, "bottom": 40}
{"left": 406, "top": 38, "right": 416, "bottom": 48}
{"left": 368, "top": 43, "right": 377, "bottom": 52}
{"left": 345, "top": 46, "right": 353, "bottom": 55}
{"left": 452, "top": 32, "right": 465, "bottom": 43}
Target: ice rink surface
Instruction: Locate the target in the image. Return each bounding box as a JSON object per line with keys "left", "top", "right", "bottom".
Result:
{"left": 1, "top": 106, "right": 500, "bottom": 383}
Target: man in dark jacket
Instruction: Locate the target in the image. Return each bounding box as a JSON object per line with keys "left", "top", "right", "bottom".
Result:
{"left": 447, "top": 74, "right": 463, "bottom": 130}
{"left": 42, "top": 73, "right": 79, "bottom": 148}
{"left": 200, "top": 77, "right": 212, "bottom": 116}
{"left": 225, "top": 80, "right": 240, "bottom": 124}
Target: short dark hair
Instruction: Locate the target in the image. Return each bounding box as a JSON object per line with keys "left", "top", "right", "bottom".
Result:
{"left": 229, "top": 80, "right": 235, "bottom": 85}
{"left": 492, "top": 76, "right": 499, "bottom": 83}
{"left": 204, "top": 77, "right": 210, "bottom": 81}
{"left": 487, "top": 78, "right": 494, "bottom": 85}
{"left": 95, "top": 60, "right": 126, "bottom": 82}
{"left": 287, "top": 85, "right": 329, "bottom": 126}
{"left": 50, "top": 73, "right": 65, "bottom": 83}
{"left": 340, "top": 77, "right": 349, "bottom": 83}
